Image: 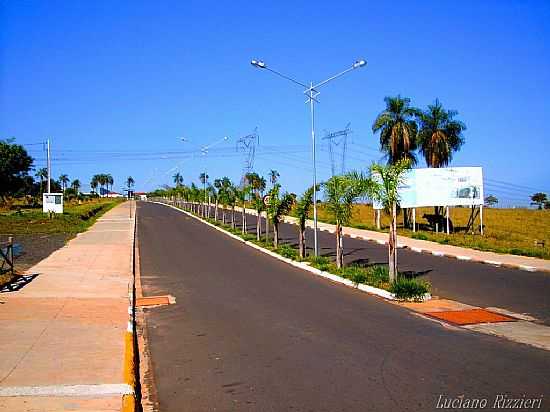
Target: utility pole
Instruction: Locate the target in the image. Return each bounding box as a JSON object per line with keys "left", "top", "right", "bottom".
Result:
{"left": 47, "top": 138, "right": 51, "bottom": 193}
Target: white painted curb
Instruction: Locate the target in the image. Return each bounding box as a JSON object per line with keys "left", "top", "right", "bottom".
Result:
{"left": 152, "top": 201, "right": 431, "bottom": 302}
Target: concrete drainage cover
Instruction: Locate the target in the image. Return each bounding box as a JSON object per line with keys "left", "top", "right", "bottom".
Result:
{"left": 424, "top": 308, "right": 516, "bottom": 326}
{"left": 136, "top": 295, "right": 175, "bottom": 307}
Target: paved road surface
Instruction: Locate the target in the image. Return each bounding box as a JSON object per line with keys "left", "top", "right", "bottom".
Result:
{"left": 209, "top": 206, "right": 550, "bottom": 325}
{"left": 138, "top": 202, "right": 549, "bottom": 411}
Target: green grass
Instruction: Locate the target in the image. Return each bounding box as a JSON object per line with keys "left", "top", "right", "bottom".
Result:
{"left": 295, "top": 203, "right": 550, "bottom": 260}
{"left": 0, "top": 199, "right": 124, "bottom": 235}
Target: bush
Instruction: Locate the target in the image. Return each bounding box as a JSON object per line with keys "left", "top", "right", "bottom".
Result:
{"left": 308, "top": 255, "right": 332, "bottom": 271}
{"left": 412, "top": 232, "right": 428, "bottom": 240}
{"left": 276, "top": 244, "right": 298, "bottom": 260}
{"left": 389, "top": 277, "right": 430, "bottom": 300}
{"left": 339, "top": 265, "right": 368, "bottom": 285}
{"left": 365, "top": 265, "right": 390, "bottom": 287}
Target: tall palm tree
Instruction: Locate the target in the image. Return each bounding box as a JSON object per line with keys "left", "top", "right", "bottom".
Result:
{"left": 126, "top": 176, "right": 135, "bottom": 188}
{"left": 173, "top": 172, "right": 183, "bottom": 188}
{"left": 36, "top": 168, "right": 48, "bottom": 193}
{"left": 323, "top": 176, "right": 364, "bottom": 268}
{"left": 90, "top": 176, "right": 99, "bottom": 195}
{"left": 295, "top": 185, "right": 318, "bottom": 259}
{"left": 372, "top": 95, "right": 418, "bottom": 165}
{"left": 106, "top": 174, "right": 114, "bottom": 195}
{"left": 417, "top": 99, "right": 466, "bottom": 168}
{"left": 269, "top": 169, "right": 280, "bottom": 186}
{"left": 71, "top": 179, "right": 81, "bottom": 194}
{"left": 59, "top": 174, "right": 69, "bottom": 192}
{"left": 266, "top": 184, "right": 295, "bottom": 248}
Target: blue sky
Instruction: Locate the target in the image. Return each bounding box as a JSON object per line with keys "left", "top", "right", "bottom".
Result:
{"left": 1, "top": 0, "right": 549, "bottom": 206}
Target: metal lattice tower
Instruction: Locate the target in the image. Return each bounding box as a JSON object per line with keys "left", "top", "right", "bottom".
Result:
{"left": 236, "top": 127, "right": 259, "bottom": 184}
{"left": 322, "top": 123, "right": 352, "bottom": 176}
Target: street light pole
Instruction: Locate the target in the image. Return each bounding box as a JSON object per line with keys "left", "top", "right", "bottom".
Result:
{"left": 250, "top": 58, "right": 366, "bottom": 256}
{"left": 47, "top": 138, "right": 51, "bottom": 193}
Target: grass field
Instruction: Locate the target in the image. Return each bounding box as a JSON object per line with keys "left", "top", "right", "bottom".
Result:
{"left": 310, "top": 204, "right": 550, "bottom": 260}
{"left": 0, "top": 198, "right": 124, "bottom": 286}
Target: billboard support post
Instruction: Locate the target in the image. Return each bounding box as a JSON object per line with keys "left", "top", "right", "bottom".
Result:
{"left": 412, "top": 208, "right": 416, "bottom": 233}
{"left": 376, "top": 210, "right": 381, "bottom": 230}
{"left": 446, "top": 206, "right": 450, "bottom": 234}
{"left": 480, "top": 205, "right": 484, "bottom": 236}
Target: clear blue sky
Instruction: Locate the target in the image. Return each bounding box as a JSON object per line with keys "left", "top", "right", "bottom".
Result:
{"left": 1, "top": 0, "right": 549, "bottom": 206}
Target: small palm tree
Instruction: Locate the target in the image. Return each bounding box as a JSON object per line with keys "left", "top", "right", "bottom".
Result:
{"left": 417, "top": 99, "right": 466, "bottom": 168}
{"left": 199, "top": 172, "right": 209, "bottom": 216}
{"left": 107, "top": 174, "right": 114, "bottom": 195}
{"left": 59, "top": 174, "right": 69, "bottom": 192}
{"left": 295, "top": 185, "right": 318, "bottom": 259}
{"left": 246, "top": 173, "right": 267, "bottom": 241}
{"left": 217, "top": 177, "right": 233, "bottom": 224}
{"left": 372, "top": 95, "right": 418, "bottom": 165}
{"left": 213, "top": 178, "right": 222, "bottom": 220}
{"left": 36, "top": 168, "right": 48, "bottom": 193}
{"left": 323, "top": 176, "right": 363, "bottom": 268}
{"left": 359, "top": 159, "right": 411, "bottom": 282}
{"left": 236, "top": 185, "right": 251, "bottom": 234}
{"left": 266, "top": 184, "right": 295, "bottom": 248}
{"left": 71, "top": 179, "right": 81, "bottom": 194}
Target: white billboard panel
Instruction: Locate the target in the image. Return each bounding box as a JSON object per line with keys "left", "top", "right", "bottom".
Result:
{"left": 373, "top": 167, "right": 483, "bottom": 209}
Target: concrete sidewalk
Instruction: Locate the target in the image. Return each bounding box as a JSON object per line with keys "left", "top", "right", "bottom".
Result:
{"left": 0, "top": 202, "right": 135, "bottom": 412}
{"left": 234, "top": 206, "right": 550, "bottom": 273}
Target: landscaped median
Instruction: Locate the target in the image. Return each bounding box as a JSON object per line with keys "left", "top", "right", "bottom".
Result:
{"left": 154, "top": 200, "right": 431, "bottom": 302}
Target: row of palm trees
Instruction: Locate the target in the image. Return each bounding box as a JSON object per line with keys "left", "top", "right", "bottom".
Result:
{"left": 159, "top": 160, "right": 409, "bottom": 282}
{"left": 373, "top": 96, "right": 465, "bottom": 168}
{"left": 34, "top": 168, "right": 81, "bottom": 194}
{"left": 90, "top": 174, "right": 114, "bottom": 196}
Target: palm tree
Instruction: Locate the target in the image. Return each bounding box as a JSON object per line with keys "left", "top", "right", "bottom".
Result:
{"left": 213, "top": 178, "right": 223, "bottom": 220}
{"left": 59, "top": 174, "right": 69, "bottom": 192}
{"left": 173, "top": 172, "right": 183, "bottom": 188}
{"left": 295, "top": 185, "right": 317, "bottom": 259}
{"left": 266, "top": 184, "right": 295, "bottom": 248}
{"left": 90, "top": 175, "right": 99, "bottom": 195}
{"left": 126, "top": 176, "right": 135, "bottom": 188}
{"left": 217, "top": 177, "right": 233, "bottom": 224}
{"left": 246, "top": 173, "right": 267, "bottom": 241}
{"left": 323, "top": 176, "right": 364, "bottom": 268}
{"left": 372, "top": 95, "right": 418, "bottom": 165}
{"left": 269, "top": 169, "right": 280, "bottom": 186}
{"left": 359, "top": 159, "right": 411, "bottom": 282}
{"left": 199, "top": 172, "right": 209, "bottom": 216}
{"left": 71, "top": 179, "right": 81, "bottom": 194}
{"left": 106, "top": 174, "right": 114, "bottom": 195}
{"left": 417, "top": 99, "right": 466, "bottom": 168}
{"left": 235, "top": 186, "right": 251, "bottom": 234}
{"left": 36, "top": 168, "right": 48, "bottom": 193}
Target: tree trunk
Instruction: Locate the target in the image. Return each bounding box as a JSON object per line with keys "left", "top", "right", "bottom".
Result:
{"left": 336, "top": 222, "right": 343, "bottom": 269}
{"left": 256, "top": 211, "right": 261, "bottom": 241}
{"left": 273, "top": 222, "right": 279, "bottom": 248}
{"left": 222, "top": 210, "right": 226, "bottom": 224}
{"left": 214, "top": 201, "right": 218, "bottom": 220}
{"left": 231, "top": 207, "right": 236, "bottom": 229}
{"left": 242, "top": 208, "right": 247, "bottom": 234}
{"left": 298, "top": 225, "right": 305, "bottom": 259}
{"left": 388, "top": 202, "right": 397, "bottom": 283}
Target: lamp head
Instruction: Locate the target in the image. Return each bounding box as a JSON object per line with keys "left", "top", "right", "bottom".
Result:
{"left": 353, "top": 59, "right": 367, "bottom": 69}
{"left": 251, "top": 59, "right": 267, "bottom": 69}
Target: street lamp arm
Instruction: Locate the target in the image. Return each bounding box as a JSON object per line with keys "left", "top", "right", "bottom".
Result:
{"left": 311, "top": 66, "right": 356, "bottom": 90}
{"left": 263, "top": 67, "right": 309, "bottom": 89}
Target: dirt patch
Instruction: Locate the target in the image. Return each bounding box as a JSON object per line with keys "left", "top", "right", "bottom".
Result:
{"left": 0, "top": 233, "right": 73, "bottom": 273}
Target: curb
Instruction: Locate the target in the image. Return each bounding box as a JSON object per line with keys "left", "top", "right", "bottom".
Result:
{"left": 122, "top": 201, "right": 140, "bottom": 412}
{"left": 152, "top": 201, "right": 431, "bottom": 303}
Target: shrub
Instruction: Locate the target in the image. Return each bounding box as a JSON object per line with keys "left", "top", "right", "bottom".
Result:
{"left": 412, "top": 232, "right": 428, "bottom": 240}
{"left": 339, "top": 265, "right": 368, "bottom": 285}
{"left": 308, "top": 255, "right": 332, "bottom": 271}
{"left": 276, "top": 244, "right": 298, "bottom": 260}
{"left": 389, "top": 277, "right": 430, "bottom": 301}
{"left": 365, "top": 265, "right": 390, "bottom": 287}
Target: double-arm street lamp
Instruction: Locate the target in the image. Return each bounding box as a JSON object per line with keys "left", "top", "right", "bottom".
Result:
{"left": 250, "top": 58, "right": 367, "bottom": 256}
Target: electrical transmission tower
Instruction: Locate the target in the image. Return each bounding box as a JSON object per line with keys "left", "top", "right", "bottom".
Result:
{"left": 322, "top": 123, "right": 352, "bottom": 176}
{"left": 236, "top": 127, "right": 259, "bottom": 185}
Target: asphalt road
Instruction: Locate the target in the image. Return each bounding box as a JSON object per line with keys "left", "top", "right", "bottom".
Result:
{"left": 205, "top": 205, "right": 550, "bottom": 325}
{"left": 138, "top": 202, "right": 550, "bottom": 412}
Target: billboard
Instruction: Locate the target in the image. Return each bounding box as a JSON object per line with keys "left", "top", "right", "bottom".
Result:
{"left": 43, "top": 193, "right": 64, "bottom": 214}
{"left": 373, "top": 167, "right": 483, "bottom": 209}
